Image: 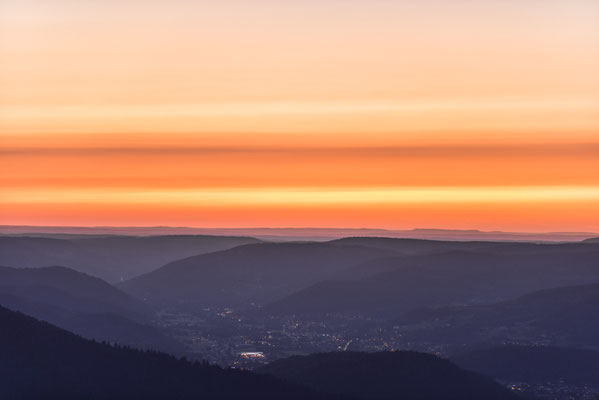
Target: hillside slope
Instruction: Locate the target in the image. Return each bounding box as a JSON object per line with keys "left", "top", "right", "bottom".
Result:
{"left": 391, "top": 283, "right": 599, "bottom": 348}
{"left": 452, "top": 345, "right": 599, "bottom": 385}
{"left": 0, "top": 235, "right": 261, "bottom": 281}
{"left": 0, "top": 305, "right": 341, "bottom": 400}
{"left": 256, "top": 351, "right": 519, "bottom": 400}
{"left": 0, "top": 266, "right": 183, "bottom": 354}
{"left": 267, "top": 249, "right": 599, "bottom": 316}
{"left": 121, "top": 242, "right": 398, "bottom": 307}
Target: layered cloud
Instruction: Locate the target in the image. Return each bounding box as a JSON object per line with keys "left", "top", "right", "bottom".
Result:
{"left": 1, "top": 0, "right": 598, "bottom": 230}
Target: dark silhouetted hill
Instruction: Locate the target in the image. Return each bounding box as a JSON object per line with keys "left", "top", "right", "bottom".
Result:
{"left": 121, "top": 242, "right": 398, "bottom": 307}
{"left": 0, "top": 234, "right": 261, "bottom": 281}
{"left": 256, "top": 351, "right": 519, "bottom": 400}
{"left": 452, "top": 345, "right": 599, "bottom": 385}
{"left": 0, "top": 305, "right": 342, "bottom": 400}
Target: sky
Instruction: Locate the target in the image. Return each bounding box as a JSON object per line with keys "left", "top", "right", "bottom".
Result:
{"left": 1, "top": 0, "right": 598, "bottom": 231}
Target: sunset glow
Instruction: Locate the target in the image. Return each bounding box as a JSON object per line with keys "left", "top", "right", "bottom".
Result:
{"left": 1, "top": 0, "right": 598, "bottom": 231}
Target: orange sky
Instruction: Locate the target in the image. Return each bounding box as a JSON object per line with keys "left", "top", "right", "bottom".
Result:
{"left": 1, "top": 0, "right": 598, "bottom": 231}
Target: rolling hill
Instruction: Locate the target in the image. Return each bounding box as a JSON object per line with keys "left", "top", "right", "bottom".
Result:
{"left": 332, "top": 238, "right": 599, "bottom": 279}
{"left": 0, "top": 265, "right": 147, "bottom": 317}
{"left": 267, "top": 249, "right": 599, "bottom": 317}
{"left": 0, "top": 266, "right": 183, "bottom": 354}
{"left": 391, "top": 283, "right": 599, "bottom": 349}
{"left": 120, "top": 242, "right": 399, "bottom": 307}
{"left": 0, "top": 234, "right": 261, "bottom": 281}
{"left": 330, "top": 237, "right": 599, "bottom": 256}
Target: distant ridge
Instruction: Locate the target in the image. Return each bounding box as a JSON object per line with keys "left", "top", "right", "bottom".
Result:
{"left": 1, "top": 225, "right": 596, "bottom": 242}
{"left": 0, "top": 234, "right": 261, "bottom": 281}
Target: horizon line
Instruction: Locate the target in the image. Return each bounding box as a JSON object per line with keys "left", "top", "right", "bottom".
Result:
{"left": 1, "top": 224, "right": 596, "bottom": 236}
